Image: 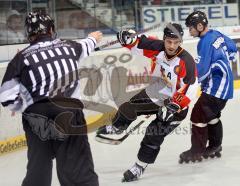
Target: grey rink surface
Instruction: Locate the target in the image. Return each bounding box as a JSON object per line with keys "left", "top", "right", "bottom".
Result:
{"left": 0, "top": 91, "right": 239, "bottom": 186}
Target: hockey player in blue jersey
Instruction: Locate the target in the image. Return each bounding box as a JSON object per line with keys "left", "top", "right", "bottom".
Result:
{"left": 179, "top": 11, "right": 237, "bottom": 163}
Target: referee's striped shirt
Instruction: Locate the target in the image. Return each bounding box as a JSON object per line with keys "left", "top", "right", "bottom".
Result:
{"left": 0, "top": 35, "right": 96, "bottom": 112}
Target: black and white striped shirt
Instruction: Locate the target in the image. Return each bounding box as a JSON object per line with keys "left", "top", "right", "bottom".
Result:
{"left": 0, "top": 35, "right": 96, "bottom": 112}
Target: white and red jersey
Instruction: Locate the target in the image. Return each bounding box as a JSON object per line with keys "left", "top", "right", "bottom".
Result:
{"left": 124, "top": 35, "right": 199, "bottom": 109}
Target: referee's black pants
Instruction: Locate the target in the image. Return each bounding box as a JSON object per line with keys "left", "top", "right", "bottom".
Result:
{"left": 21, "top": 98, "right": 98, "bottom": 186}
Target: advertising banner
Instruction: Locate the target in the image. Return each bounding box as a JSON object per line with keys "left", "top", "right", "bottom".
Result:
{"left": 143, "top": 3, "right": 239, "bottom": 29}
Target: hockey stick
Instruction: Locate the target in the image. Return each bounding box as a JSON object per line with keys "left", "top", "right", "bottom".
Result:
{"left": 94, "top": 23, "right": 161, "bottom": 51}
{"left": 95, "top": 114, "right": 153, "bottom": 145}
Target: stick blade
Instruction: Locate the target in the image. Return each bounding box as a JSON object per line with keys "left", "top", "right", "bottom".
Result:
{"left": 95, "top": 134, "right": 122, "bottom": 145}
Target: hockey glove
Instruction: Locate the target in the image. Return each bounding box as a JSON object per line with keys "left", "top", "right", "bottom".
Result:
{"left": 117, "top": 29, "right": 138, "bottom": 45}
{"left": 158, "top": 99, "right": 181, "bottom": 122}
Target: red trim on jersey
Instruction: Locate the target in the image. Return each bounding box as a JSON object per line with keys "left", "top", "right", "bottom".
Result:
{"left": 125, "top": 36, "right": 159, "bottom": 74}
{"left": 176, "top": 59, "right": 186, "bottom": 90}
{"left": 174, "top": 60, "right": 190, "bottom": 108}
{"left": 150, "top": 59, "right": 156, "bottom": 74}
{"left": 124, "top": 39, "right": 139, "bottom": 49}
{"left": 172, "top": 91, "right": 190, "bottom": 108}
{"left": 143, "top": 50, "right": 158, "bottom": 73}
{"left": 178, "top": 59, "right": 187, "bottom": 78}
{"left": 143, "top": 49, "right": 159, "bottom": 59}
{"left": 142, "top": 36, "right": 159, "bottom": 73}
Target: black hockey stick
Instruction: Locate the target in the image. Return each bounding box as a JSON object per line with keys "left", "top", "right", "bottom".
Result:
{"left": 95, "top": 115, "right": 152, "bottom": 145}
{"left": 94, "top": 23, "right": 161, "bottom": 51}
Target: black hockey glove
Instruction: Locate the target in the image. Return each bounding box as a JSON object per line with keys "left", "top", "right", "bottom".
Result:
{"left": 117, "top": 29, "right": 138, "bottom": 45}
{"left": 158, "top": 99, "right": 181, "bottom": 122}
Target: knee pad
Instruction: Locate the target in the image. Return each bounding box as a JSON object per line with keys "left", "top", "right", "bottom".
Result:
{"left": 208, "top": 118, "right": 220, "bottom": 125}
{"left": 192, "top": 122, "right": 207, "bottom": 128}
{"left": 137, "top": 142, "right": 160, "bottom": 164}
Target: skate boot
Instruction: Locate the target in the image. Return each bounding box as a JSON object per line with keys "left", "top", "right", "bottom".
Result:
{"left": 95, "top": 125, "right": 125, "bottom": 144}
{"left": 96, "top": 125, "right": 123, "bottom": 135}
{"left": 203, "top": 146, "right": 222, "bottom": 159}
{"left": 179, "top": 149, "right": 203, "bottom": 164}
{"left": 122, "top": 163, "right": 146, "bottom": 182}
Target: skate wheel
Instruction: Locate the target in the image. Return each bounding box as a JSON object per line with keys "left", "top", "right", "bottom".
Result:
{"left": 122, "top": 178, "right": 137, "bottom": 182}
{"left": 215, "top": 152, "right": 221, "bottom": 158}
{"left": 179, "top": 159, "right": 184, "bottom": 164}
{"left": 209, "top": 154, "right": 215, "bottom": 158}
{"left": 179, "top": 157, "right": 190, "bottom": 164}
{"left": 121, "top": 178, "right": 126, "bottom": 182}
{"left": 203, "top": 155, "right": 208, "bottom": 159}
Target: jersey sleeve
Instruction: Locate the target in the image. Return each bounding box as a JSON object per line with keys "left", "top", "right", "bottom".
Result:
{"left": 223, "top": 34, "right": 238, "bottom": 62}
{"left": 122, "top": 35, "right": 163, "bottom": 60}
{"left": 172, "top": 51, "right": 198, "bottom": 109}
{"left": 74, "top": 36, "right": 97, "bottom": 61}
{"left": 196, "top": 38, "right": 213, "bottom": 82}
{"left": 197, "top": 32, "right": 237, "bottom": 82}
{"left": 0, "top": 54, "right": 23, "bottom": 111}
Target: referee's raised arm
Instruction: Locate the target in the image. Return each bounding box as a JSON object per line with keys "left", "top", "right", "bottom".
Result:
{"left": 76, "top": 31, "right": 103, "bottom": 60}
{"left": 0, "top": 11, "right": 100, "bottom": 186}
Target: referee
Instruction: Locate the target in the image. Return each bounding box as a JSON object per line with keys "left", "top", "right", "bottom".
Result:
{"left": 0, "top": 11, "right": 102, "bottom": 186}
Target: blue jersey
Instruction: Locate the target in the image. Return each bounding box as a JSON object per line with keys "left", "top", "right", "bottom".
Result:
{"left": 196, "top": 29, "right": 237, "bottom": 100}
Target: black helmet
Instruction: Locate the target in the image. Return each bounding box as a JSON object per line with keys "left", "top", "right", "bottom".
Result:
{"left": 25, "top": 11, "right": 55, "bottom": 40}
{"left": 163, "top": 23, "right": 184, "bottom": 39}
{"left": 185, "top": 11, "right": 208, "bottom": 27}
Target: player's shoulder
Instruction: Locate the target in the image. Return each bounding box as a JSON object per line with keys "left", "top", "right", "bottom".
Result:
{"left": 201, "top": 30, "right": 224, "bottom": 49}
{"left": 177, "top": 48, "right": 195, "bottom": 63}
{"left": 65, "top": 39, "right": 84, "bottom": 47}
{"left": 205, "top": 30, "right": 226, "bottom": 42}
{"left": 207, "top": 30, "right": 232, "bottom": 50}
{"left": 60, "top": 38, "right": 77, "bottom": 45}
{"left": 60, "top": 39, "right": 82, "bottom": 50}
{"left": 201, "top": 30, "right": 218, "bottom": 41}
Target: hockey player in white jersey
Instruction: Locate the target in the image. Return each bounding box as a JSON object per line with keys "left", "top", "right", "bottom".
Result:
{"left": 179, "top": 11, "right": 237, "bottom": 163}
{"left": 96, "top": 23, "right": 198, "bottom": 182}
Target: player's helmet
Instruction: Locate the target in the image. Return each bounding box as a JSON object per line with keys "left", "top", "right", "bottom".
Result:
{"left": 185, "top": 11, "right": 208, "bottom": 27}
{"left": 25, "top": 11, "right": 55, "bottom": 40}
{"left": 163, "top": 23, "right": 184, "bottom": 39}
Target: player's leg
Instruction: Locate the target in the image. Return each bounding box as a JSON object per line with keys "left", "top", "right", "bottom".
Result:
{"left": 208, "top": 119, "right": 223, "bottom": 148}
{"left": 97, "top": 89, "right": 159, "bottom": 135}
{"left": 21, "top": 117, "right": 54, "bottom": 186}
{"left": 179, "top": 123, "right": 208, "bottom": 163}
{"left": 122, "top": 109, "right": 188, "bottom": 182}
{"left": 21, "top": 98, "right": 73, "bottom": 186}
{"left": 204, "top": 96, "right": 226, "bottom": 158}
{"left": 55, "top": 108, "right": 99, "bottom": 186}
{"left": 55, "top": 135, "right": 99, "bottom": 186}
{"left": 179, "top": 93, "right": 227, "bottom": 163}
{"left": 203, "top": 118, "right": 223, "bottom": 158}
{"left": 179, "top": 93, "right": 209, "bottom": 163}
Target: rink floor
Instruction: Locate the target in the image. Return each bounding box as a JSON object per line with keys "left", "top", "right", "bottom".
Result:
{"left": 0, "top": 94, "right": 239, "bottom": 186}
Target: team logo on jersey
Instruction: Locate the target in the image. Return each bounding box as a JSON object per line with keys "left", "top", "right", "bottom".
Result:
{"left": 174, "top": 65, "right": 180, "bottom": 75}
{"left": 213, "top": 37, "right": 224, "bottom": 49}
{"left": 160, "top": 66, "right": 172, "bottom": 88}
{"left": 195, "top": 56, "right": 201, "bottom": 64}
